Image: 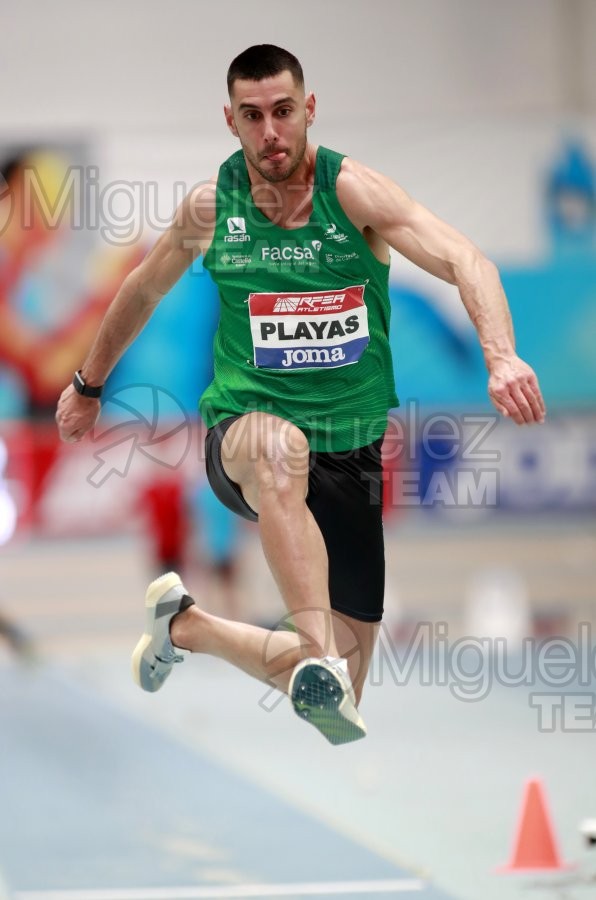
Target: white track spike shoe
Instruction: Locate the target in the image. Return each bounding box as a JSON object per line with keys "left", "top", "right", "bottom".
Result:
{"left": 289, "top": 656, "right": 367, "bottom": 745}
{"left": 131, "top": 572, "right": 194, "bottom": 693}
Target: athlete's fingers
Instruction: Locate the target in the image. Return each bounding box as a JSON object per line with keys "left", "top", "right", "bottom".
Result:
{"left": 489, "top": 385, "right": 521, "bottom": 423}
{"left": 55, "top": 390, "right": 101, "bottom": 443}
{"left": 519, "top": 376, "right": 546, "bottom": 423}
{"left": 488, "top": 360, "right": 546, "bottom": 426}
{"left": 63, "top": 427, "right": 84, "bottom": 443}
{"left": 55, "top": 410, "right": 85, "bottom": 442}
{"left": 524, "top": 372, "right": 547, "bottom": 420}
{"left": 58, "top": 425, "right": 84, "bottom": 444}
{"left": 507, "top": 375, "right": 546, "bottom": 425}
{"left": 509, "top": 383, "right": 535, "bottom": 424}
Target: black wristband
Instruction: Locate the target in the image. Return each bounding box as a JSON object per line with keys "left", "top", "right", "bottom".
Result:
{"left": 73, "top": 370, "right": 103, "bottom": 399}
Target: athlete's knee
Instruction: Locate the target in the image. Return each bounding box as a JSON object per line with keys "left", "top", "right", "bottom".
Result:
{"left": 254, "top": 420, "right": 310, "bottom": 502}
{"left": 221, "top": 414, "right": 309, "bottom": 508}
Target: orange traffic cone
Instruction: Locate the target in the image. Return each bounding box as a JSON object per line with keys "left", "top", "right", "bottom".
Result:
{"left": 498, "top": 778, "right": 571, "bottom": 872}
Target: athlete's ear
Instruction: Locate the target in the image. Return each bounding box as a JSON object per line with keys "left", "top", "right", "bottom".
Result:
{"left": 224, "top": 104, "right": 239, "bottom": 138}
{"left": 305, "top": 92, "right": 316, "bottom": 128}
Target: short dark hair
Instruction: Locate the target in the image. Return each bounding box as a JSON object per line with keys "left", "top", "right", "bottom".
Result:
{"left": 227, "top": 44, "right": 304, "bottom": 96}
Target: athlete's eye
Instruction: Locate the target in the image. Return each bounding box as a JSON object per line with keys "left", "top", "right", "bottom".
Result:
{"left": 244, "top": 111, "right": 260, "bottom": 121}
{"left": 277, "top": 107, "right": 292, "bottom": 117}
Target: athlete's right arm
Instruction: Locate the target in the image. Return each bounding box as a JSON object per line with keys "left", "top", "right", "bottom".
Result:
{"left": 56, "top": 180, "right": 217, "bottom": 443}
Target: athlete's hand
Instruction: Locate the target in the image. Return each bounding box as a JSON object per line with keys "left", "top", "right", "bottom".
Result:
{"left": 488, "top": 355, "right": 546, "bottom": 425}
{"left": 55, "top": 384, "right": 101, "bottom": 443}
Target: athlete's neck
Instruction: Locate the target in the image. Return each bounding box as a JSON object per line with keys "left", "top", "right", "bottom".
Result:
{"left": 246, "top": 143, "right": 318, "bottom": 229}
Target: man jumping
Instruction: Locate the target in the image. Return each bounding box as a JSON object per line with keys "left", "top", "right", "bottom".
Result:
{"left": 56, "top": 44, "right": 546, "bottom": 745}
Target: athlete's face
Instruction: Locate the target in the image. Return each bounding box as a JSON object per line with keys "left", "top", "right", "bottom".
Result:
{"left": 225, "top": 71, "right": 315, "bottom": 183}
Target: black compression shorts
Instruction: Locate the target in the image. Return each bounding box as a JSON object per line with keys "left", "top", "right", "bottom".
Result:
{"left": 204, "top": 415, "right": 385, "bottom": 623}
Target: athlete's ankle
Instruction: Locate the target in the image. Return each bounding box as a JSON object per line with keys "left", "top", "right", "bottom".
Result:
{"left": 169, "top": 605, "right": 201, "bottom": 652}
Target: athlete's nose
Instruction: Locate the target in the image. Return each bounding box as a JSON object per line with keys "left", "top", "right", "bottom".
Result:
{"left": 261, "top": 116, "right": 279, "bottom": 147}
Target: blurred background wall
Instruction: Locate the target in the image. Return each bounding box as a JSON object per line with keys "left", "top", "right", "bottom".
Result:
{"left": 3, "top": 0, "right": 596, "bottom": 251}
{"left": 1, "top": 0, "right": 595, "bottom": 634}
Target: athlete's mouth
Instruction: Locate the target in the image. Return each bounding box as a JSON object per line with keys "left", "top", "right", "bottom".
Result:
{"left": 263, "top": 150, "right": 287, "bottom": 162}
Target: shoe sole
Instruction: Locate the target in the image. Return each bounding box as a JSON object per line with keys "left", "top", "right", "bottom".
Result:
{"left": 289, "top": 659, "right": 367, "bottom": 746}
{"left": 131, "top": 572, "right": 184, "bottom": 691}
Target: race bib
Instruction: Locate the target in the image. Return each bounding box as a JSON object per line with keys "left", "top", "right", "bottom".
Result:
{"left": 248, "top": 284, "right": 369, "bottom": 370}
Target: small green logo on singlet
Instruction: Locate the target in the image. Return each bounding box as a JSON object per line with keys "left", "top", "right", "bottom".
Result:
{"left": 325, "top": 222, "right": 349, "bottom": 243}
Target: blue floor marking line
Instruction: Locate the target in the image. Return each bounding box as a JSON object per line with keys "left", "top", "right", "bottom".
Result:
{"left": 0, "top": 664, "right": 455, "bottom": 898}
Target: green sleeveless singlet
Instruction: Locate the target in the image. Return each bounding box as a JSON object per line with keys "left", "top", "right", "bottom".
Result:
{"left": 200, "top": 145, "right": 399, "bottom": 451}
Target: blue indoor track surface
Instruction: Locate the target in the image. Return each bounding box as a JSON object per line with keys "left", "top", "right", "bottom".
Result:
{"left": 0, "top": 663, "right": 454, "bottom": 899}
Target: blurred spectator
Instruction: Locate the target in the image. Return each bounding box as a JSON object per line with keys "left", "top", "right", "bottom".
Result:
{"left": 190, "top": 480, "right": 242, "bottom": 621}
{"left": 139, "top": 475, "right": 188, "bottom": 576}
{"left": 138, "top": 474, "right": 243, "bottom": 621}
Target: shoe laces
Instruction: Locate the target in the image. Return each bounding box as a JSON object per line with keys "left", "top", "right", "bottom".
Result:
{"left": 155, "top": 649, "right": 184, "bottom": 665}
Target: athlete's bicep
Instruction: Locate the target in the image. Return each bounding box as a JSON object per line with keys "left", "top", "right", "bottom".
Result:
{"left": 380, "top": 200, "right": 475, "bottom": 284}
{"left": 339, "top": 161, "right": 478, "bottom": 285}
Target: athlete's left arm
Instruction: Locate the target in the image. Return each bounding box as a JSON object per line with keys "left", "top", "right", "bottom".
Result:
{"left": 337, "top": 160, "right": 546, "bottom": 426}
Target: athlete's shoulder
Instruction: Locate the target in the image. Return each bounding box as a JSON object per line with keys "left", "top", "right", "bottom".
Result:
{"left": 337, "top": 156, "right": 389, "bottom": 197}
{"left": 336, "top": 157, "right": 409, "bottom": 225}
{"left": 174, "top": 175, "right": 218, "bottom": 237}
{"left": 189, "top": 175, "right": 218, "bottom": 203}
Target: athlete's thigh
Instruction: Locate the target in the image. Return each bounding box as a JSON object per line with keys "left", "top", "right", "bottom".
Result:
{"left": 221, "top": 411, "right": 308, "bottom": 511}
